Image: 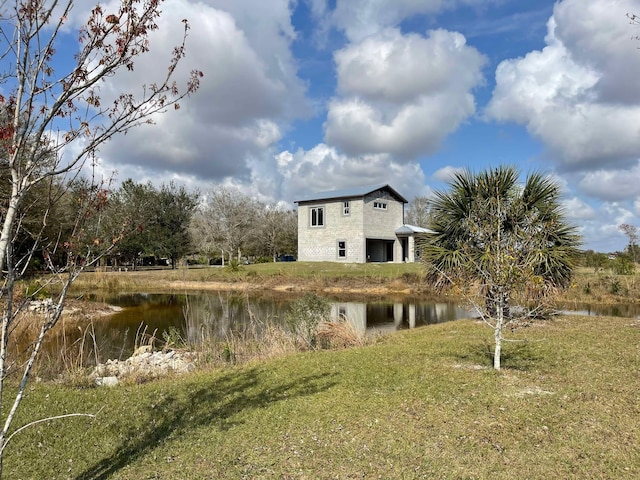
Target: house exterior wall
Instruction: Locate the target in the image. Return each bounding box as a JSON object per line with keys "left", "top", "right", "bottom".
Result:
{"left": 297, "top": 197, "right": 367, "bottom": 262}
{"left": 362, "top": 190, "right": 404, "bottom": 239}
{"left": 297, "top": 186, "right": 407, "bottom": 263}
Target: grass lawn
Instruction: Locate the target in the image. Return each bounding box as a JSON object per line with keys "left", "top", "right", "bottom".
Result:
{"left": 6, "top": 313, "right": 640, "bottom": 479}
{"left": 66, "top": 262, "right": 640, "bottom": 306}
{"left": 68, "top": 262, "right": 427, "bottom": 295}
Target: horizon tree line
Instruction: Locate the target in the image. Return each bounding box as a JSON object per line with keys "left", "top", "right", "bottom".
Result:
{"left": 18, "top": 180, "right": 299, "bottom": 271}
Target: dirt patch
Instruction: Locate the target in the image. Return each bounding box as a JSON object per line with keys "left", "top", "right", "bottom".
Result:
{"left": 166, "top": 280, "right": 264, "bottom": 291}
{"left": 63, "top": 299, "right": 123, "bottom": 317}
{"left": 166, "top": 280, "right": 411, "bottom": 296}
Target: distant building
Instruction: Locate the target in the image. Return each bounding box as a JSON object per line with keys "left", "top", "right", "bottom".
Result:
{"left": 294, "top": 184, "right": 429, "bottom": 263}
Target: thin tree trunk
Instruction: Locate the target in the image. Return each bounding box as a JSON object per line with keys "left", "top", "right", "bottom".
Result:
{"left": 0, "top": 191, "right": 21, "bottom": 274}
{"left": 494, "top": 289, "right": 504, "bottom": 370}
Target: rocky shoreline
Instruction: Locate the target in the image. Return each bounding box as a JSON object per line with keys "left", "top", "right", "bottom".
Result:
{"left": 91, "top": 347, "right": 197, "bottom": 386}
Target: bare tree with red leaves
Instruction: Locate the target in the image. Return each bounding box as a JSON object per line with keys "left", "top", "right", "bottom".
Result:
{"left": 0, "top": 1, "right": 201, "bottom": 473}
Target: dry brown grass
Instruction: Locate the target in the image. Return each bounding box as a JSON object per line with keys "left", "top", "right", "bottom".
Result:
{"left": 317, "top": 319, "right": 365, "bottom": 349}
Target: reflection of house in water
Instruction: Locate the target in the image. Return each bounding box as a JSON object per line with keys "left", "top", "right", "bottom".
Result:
{"left": 332, "top": 302, "right": 473, "bottom": 336}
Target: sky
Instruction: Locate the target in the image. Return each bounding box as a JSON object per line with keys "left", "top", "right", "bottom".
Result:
{"left": 50, "top": 0, "right": 640, "bottom": 252}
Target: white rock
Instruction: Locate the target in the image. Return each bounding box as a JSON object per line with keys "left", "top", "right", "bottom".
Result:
{"left": 95, "top": 376, "right": 119, "bottom": 387}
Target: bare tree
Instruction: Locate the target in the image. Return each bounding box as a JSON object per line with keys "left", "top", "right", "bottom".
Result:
{"left": 405, "top": 195, "right": 432, "bottom": 228}
{"left": 258, "top": 205, "right": 297, "bottom": 262}
{"left": 618, "top": 223, "right": 638, "bottom": 264}
{"left": 190, "top": 186, "right": 260, "bottom": 265}
{"left": 0, "top": 0, "right": 201, "bottom": 473}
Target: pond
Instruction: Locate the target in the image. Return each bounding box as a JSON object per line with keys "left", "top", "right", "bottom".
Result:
{"left": 28, "top": 292, "right": 640, "bottom": 374}
{"left": 92, "top": 291, "right": 474, "bottom": 359}
{"left": 93, "top": 293, "right": 640, "bottom": 355}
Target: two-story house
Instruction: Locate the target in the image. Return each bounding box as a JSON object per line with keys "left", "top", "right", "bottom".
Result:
{"left": 294, "top": 184, "right": 427, "bottom": 263}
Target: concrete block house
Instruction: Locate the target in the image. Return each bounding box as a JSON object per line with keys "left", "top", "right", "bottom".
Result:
{"left": 294, "top": 184, "right": 428, "bottom": 263}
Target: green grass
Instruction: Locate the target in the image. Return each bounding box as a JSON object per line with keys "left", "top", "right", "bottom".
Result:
{"left": 6, "top": 314, "right": 640, "bottom": 479}
{"left": 65, "top": 262, "right": 640, "bottom": 306}
{"left": 66, "top": 261, "right": 426, "bottom": 296}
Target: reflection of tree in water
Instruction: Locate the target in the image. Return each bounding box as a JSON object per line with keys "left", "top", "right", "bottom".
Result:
{"left": 33, "top": 294, "right": 639, "bottom": 376}
{"left": 183, "top": 292, "right": 291, "bottom": 346}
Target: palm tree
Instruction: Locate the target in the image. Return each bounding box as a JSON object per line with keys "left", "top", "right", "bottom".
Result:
{"left": 420, "top": 166, "right": 581, "bottom": 369}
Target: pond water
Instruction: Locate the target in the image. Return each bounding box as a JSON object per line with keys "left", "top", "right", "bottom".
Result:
{"left": 557, "top": 302, "right": 640, "bottom": 319}
{"left": 92, "top": 292, "right": 474, "bottom": 358}
{"left": 32, "top": 292, "right": 640, "bottom": 371}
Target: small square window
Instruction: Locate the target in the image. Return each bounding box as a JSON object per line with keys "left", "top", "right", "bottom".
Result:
{"left": 338, "top": 240, "right": 346, "bottom": 258}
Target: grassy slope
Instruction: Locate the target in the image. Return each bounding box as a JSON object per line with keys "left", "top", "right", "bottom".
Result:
{"left": 67, "top": 263, "right": 640, "bottom": 304}
{"left": 7, "top": 314, "right": 640, "bottom": 479}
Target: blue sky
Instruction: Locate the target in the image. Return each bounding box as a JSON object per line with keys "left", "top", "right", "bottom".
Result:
{"left": 44, "top": 0, "right": 640, "bottom": 252}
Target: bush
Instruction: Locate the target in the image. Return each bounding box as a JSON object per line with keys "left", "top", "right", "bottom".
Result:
{"left": 609, "top": 279, "right": 628, "bottom": 296}
{"left": 612, "top": 255, "right": 634, "bottom": 275}
{"left": 25, "top": 280, "right": 49, "bottom": 299}
{"left": 253, "top": 257, "right": 272, "bottom": 264}
{"left": 225, "top": 258, "right": 241, "bottom": 272}
{"left": 285, "top": 293, "right": 331, "bottom": 349}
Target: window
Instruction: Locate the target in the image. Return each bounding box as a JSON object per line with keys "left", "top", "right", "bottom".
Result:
{"left": 337, "top": 240, "right": 346, "bottom": 258}
{"left": 343, "top": 200, "right": 350, "bottom": 216}
{"left": 310, "top": 206, "right": 324, "bottom": 227}
{"left": 373, "top": 201, "right": 387, "bottom": 210}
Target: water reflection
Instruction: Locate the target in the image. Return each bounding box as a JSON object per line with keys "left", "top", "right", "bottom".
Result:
{"left": 332, "top": 302, "right": 473, "bottom": 335}
{"left": 34, "top": 293, "right": 639, "bottom": 370}
{"left": 557, "top": 302, "right": 640, "bottom": 319}
{"left": 96, "top": 292, "right": 473, "bottom": 356}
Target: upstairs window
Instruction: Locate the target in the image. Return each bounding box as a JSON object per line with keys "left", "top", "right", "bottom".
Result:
{"left": 311, "top": 206, "right": 324, "bottom": 227}
{"left": 373, "top": 201, "right": 387, "bottom": 210}
{"left": 343, "top": 201, "right": 350, "bottom": 216}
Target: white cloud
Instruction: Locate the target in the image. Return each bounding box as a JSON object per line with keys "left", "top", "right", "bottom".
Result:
{"left": 578, "top": 162, "right": 640, "bottom": 202}
{"left": 325, "top": 28, "right": 485, "bottom": 159}
{"left": 67, "top": 0, "right": 308, "bottom": 188}
{"left": 564, "top": 200, "right": 638, "bottom": 252}
{"left": 274, "top": 144, "right": 426, "bottom": 203}
{"left": 432, "top": 166, "right": 465, "bottom": 183}
{"left": 335, "top": 29, "right": 484, "bottom": 103}
{"left": 552, "top": 0, "right": 640, "bottom": 104}
{"left": 486, "top": 0, "right": 640, "bottom": 170}
{"left": 562, "top": 197, "right": 596, "bottom": 221}
{"left": 328, "top": 0, "right": 493, "bottom": 42}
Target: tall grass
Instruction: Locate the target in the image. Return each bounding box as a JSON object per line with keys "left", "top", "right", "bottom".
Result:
{"left": 9, "top": 310, "right": 103, "bottom": 383}
{"left": 180, "top": 292, "right": 368, "bottom": 369}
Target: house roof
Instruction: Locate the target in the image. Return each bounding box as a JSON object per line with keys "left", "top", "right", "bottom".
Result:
{"left": 395, "top": 224, "right": 432, "bottom": 235}
{"left": 294, "top": 184, "right": 408, "bottom": 204}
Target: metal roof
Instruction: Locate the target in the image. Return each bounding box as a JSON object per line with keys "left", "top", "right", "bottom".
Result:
{"left": 395, "top": 224, "right": 432, "bottom": 235}
{"left": 294, "top": 184, "right": 408, "bottom": 204}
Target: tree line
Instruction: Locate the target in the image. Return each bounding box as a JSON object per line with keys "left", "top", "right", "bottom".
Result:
{"left": 18, "top": 179, "right": 298, "bottom": 271}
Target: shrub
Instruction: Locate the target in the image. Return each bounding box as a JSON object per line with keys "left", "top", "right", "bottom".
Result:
{"left": 612, "top": 255, "right": 634, "bottom": 275}
{"left": 225, "top": 258, "right": 241, "bottom": 272}
{"left": 25, "top": 280, "right": 49, "bottom": 299}
{"left": 609, "top": 279, "right": 628, "bottom": 296}
{"left": 285, "top": 293, "right": 331, "bottom": 349}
